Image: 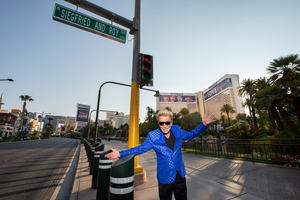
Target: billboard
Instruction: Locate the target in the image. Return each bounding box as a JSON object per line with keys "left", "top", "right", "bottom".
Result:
{"left": 204, "top": 78, "right": 232, "bottom": 100}
{"left": 159, "top": 94, "right": 196, "bottom": 103}
{"left": 76, "top": 109, "right": 89, "bottom": 122}
{"left": 76, "top": 103, "right": 90, "bottom": 122}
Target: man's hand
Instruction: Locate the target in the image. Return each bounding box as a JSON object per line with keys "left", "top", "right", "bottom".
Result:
{"left": 203, "top": 113, "right": 216, "bottom": 126}
{"left": 105, "top": 148, "right": 120, "bottom": 160}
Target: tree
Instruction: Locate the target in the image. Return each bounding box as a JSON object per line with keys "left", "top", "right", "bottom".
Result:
{"left": 220, "top": 114, "right": 227, "bottom": 132}
{"left": 46, "top": 117, "right": 53, "bottom": 137}
{"left": 164, "top": 106, "right": 173, "bottom": 112}
{"left": 226, "top": 120, "right": 251, "bottom": 139}
{"left": 145, "top": 106, "right": 155, "bottom": 124}
{"left": 238, "top": 79, "right": 259, "bottom": 132}
{"left": 267, "top": 54, "right": 300, "bottom": 119}
{"left": 17, "top": 95, "right": 34, "bottom": 135}
{"left": 212, "top": 118, "right": 219, "bottom": 131}
{"left": 179, "top": 108, "right": 189, "bottom": 118}
{"left": 220, "top": 103, "right": 235, "bottom": 126}
{"left": 242, "top": 98, "right": 253, "bottom": 130}
{"left": 180, "top": 114, "right": 196, "bottom": 131}
{"left": 255, "top": 85, "right": 296, "bottom": 133}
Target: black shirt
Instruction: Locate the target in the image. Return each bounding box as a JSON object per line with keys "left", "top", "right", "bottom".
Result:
{"left": 164, "top": 130, "right": 175, "bottom": 151}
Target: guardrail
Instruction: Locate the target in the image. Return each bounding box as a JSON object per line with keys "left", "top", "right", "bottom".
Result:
{"left": 182, "top": 138, "right": 300, "bottom": 167}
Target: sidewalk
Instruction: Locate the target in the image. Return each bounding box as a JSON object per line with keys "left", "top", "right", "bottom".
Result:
{"left": 70, "top": 140, "right": 300, "bottom": 200}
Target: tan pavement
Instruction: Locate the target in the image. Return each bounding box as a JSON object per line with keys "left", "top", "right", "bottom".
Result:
{"left": 70, "top": 140, "right": 300, "bottom": 200}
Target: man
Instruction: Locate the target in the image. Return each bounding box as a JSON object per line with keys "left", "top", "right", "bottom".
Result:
{"left": 105, "top": 110, "right": 216, "bottom": 200}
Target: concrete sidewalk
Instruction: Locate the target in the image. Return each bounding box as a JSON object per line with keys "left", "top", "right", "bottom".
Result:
{"left": 70, "top": 140, "right": 300, "bottom": 200}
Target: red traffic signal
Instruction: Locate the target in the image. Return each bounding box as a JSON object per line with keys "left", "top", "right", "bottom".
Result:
{"left": 138, "top": 53, "right": 153, "bottom": 87}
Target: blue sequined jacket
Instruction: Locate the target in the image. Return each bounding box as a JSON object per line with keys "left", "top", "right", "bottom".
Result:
{"left": 119, "top": 123, "right": 208, "bottom": 184}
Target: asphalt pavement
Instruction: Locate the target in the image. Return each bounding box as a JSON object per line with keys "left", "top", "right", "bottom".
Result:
{"left": 0, "top": 138, "right": 79, "bottom": 200}
{"left": 70, "top": 139, "right": 300, "bottom": 200}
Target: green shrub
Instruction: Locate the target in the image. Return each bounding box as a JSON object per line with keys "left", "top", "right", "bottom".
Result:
{"left": 14, "top": 135, "right": 21, "bottom": 141}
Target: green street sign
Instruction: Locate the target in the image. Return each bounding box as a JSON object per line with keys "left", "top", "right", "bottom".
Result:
{"left": 53, "top": 4, "right": 127, "bottom": 44}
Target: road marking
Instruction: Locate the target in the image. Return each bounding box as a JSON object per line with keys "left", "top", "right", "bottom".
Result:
{"left": 50, "top": 140, "right": 80, "bottom": 200}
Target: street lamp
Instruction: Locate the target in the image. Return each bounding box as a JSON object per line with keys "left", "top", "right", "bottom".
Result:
{"left": 87, "top": 109, "right": 118, "bottom": 139}
{"left": 93, "top": 81, "right": 160, "bottom": 143}
{"left": 0, "top": 78, "right": 14, "bottom": 82}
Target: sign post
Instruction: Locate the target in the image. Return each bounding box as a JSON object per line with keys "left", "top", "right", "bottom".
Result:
{"left": 56, "top": 0, "right": 144, "bottom": 174}
{"left": 53, "top": 4, "right": 127, "bottom": 44}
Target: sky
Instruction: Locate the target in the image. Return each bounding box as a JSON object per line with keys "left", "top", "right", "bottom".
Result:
{"left": 1, "top": 0, "right": 300, "bottom": 123}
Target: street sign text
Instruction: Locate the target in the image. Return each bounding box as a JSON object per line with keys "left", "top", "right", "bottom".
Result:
{"left": 53, "top": 4, "right": 127, "bottom": 43}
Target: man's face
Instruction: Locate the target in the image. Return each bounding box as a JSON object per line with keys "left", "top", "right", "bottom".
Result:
{"left": 158, "top": 115, "right": 172, "bottom": 135}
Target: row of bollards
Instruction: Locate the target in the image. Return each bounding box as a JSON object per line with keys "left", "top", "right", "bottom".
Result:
{"left": 82, "top": 138, "right": 134, "bottom": 200}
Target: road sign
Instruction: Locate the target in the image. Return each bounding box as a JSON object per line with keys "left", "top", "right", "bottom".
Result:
{"left": 53, "top": 3, "right": 127, "bottom": 44}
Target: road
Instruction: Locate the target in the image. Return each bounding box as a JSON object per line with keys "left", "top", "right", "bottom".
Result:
{"left": 0, "top": 137, "right": 78, "bottom": 200}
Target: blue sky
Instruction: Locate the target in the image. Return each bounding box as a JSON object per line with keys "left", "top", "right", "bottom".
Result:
{"left": 1, "top": 0, "right": 299, "bottom": 123}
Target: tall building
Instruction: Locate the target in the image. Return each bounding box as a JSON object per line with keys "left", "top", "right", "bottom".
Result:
{"left": 106, "top": 112, "right": 129, "bottom": 128}
{"left": 43, "top": 115, "right": 66, "bottom": 132}
{"left": 199, "top": 74, "right": 244, "bottom": 119}
{"left": 157, "top": 74, "right": 245, "bottom": 120}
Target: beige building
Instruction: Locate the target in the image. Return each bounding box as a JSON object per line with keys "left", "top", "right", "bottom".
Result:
{"left": 199, "top": 74, "right": 244, "bottom": 119}
{"left": 157, "top": 74, "right": 245, "bottom": 120}
{"left": 106, "top": 112, "right": 129, "bottom": 128}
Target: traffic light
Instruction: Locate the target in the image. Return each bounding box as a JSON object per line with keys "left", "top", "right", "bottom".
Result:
{"left": 138, "top": 53, "right": 153, "bottom": 87}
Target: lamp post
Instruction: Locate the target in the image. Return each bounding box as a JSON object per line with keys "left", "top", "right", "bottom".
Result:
{"left": 0, "top": 79, "right": 14, "bottom": 82}
{"left": 87, "top": 109, "right": 118, "bottom": 139}
{"left": 35, "top": 112, "right": 51, "bottom": 140}
{"left": 93, "top": 81, "right": 160, "bottom": 143}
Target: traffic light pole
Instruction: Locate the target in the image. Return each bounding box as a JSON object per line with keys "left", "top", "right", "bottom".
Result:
{"left": 64, "top": 0, "right": 143, "bottom": 173}
{"left": 128, "top": 0, "right": 143, "bottom": 173}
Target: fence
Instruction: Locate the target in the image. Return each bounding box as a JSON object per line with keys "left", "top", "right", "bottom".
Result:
{"left": 182, "top": 138, "right": 300, "bottom": 167}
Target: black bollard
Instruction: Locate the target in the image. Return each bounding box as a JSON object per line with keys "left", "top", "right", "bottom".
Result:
{"left": 96, "top": 149, "right": 113, "bottom": 200}
{"left": 109, "top": 154, "right": 134, "bottom": 200}
{"left": 91, "top": 150, "right": 102, "bottom": 189}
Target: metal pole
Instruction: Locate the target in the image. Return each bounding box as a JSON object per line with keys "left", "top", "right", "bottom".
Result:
{"left": 64, "top": 0, "right": 133, "bottom": 31}
{"left": 93, "top": 80, "right": 159, "bottom": 144}
{"left": 128, "top": 0, "right": 142, "bottom": 173}
{"left": 89, "top": 109, "right": 118, "bottom": 140}
{"left": 94, "top": 81, "right": 132, "bottom": 143}
{"left": 0, "top": 79, "right": 14, "bottom": 82}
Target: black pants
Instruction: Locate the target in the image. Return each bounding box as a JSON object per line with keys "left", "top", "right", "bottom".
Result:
{"left": 158, "top": 172, "right": 187, "bottom": 200}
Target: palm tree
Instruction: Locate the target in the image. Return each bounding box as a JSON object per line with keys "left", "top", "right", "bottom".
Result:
{"left": 256, "top": 85, "right": 297, "bottom": 132}
{"left": 212, "top": 118, "right": 219, "bottom": 131}
{"left": 242, "top": 98, "right": 253, "bottom": 130}
{"left": 164, "top": 106, "right": 173, "bottom": 112}
{"left": 267, "top": 54, "right": 300, "bottom": 119}
{"left": 270, "top": 86, "right": 297, "bottom": 132}
{"left": 220, "top": 114, "right": 227, "bottom": 132}
{"left": 145, "top": 106, "right": 155, "bottom": 124}
{"left": 254, "top": 77, "right": 271, "bottom": 132}
{"left": 238, "top": 79, "right": 259, "bottom": 132}
{"left": 179, "top": 108, "right": 189, "bottom": 117}
{"left": 47, "top": 117, "right": 53, "bottom": 137}
{"left": 180, "top": 115, "right": 196, "bottom": 131}
{"left": 17, "top": 95, "right": 34, "bottom": 135}
{"left": 220, "top": 103, "right": 235, "bottom": 126}
{"left": 255, "top": 86, "right": 281, "bottom": 133}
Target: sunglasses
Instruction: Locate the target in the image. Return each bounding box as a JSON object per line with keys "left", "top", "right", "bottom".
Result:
{"left": 159, "top": 121, "right": 171, "bottom": 126}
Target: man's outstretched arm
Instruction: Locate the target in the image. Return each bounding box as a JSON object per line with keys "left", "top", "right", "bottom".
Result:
{"left": 203, "top": 113, "right": 216, "bottom": 126}
{"left": 105, "top": 148, "right": 120, "bottom": 160}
